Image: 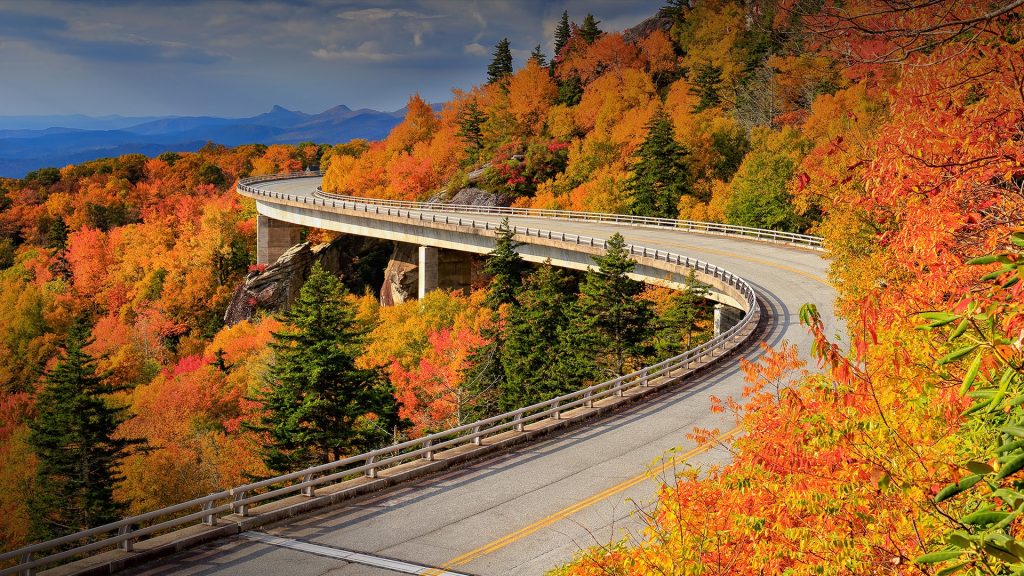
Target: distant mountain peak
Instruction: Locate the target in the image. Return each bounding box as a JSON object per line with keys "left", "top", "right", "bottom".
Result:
{"left": 269, "top": 105, "right": 291, "bottom": 113}
{"left": 323, "top": 104, "right": 352, "bottom": 114}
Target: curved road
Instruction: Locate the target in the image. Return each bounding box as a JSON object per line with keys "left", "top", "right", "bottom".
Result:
{"left": 127, "top": 177, "right": 837, "bottom": 576}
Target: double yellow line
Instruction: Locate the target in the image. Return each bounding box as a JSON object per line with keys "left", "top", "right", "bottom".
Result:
{"left": 433, "top": 425, "right": 743, "bottom": 570}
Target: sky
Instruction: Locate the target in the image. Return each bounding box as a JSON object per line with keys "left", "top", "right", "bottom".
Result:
{"left": 0, "top": 0, "right": 666, "bottom": 117}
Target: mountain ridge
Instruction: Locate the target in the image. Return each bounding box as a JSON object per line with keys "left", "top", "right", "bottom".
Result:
{"left": 0, "top": 103, "right": 431, "bottom": 178}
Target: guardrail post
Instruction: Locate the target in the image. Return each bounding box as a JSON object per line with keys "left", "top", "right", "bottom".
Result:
{"left": 300, "top": 473, "right": 316, "bottom": 497}
{"left": 232, "top": 491, "right": 249, "bottom": 517}
{"left": 366, "top": 455, "right": 378, "bottom": 479}
{"left": 423, "top": 439, "right": 434, "bottom": 461}
{"left": 552, "top": 401, "right": 560, "bottom": 420}
{"left": 472, "top": 425, "right": 482, "bottom": 445}
{"left": 640, "top": 369, "right": 649, "bottom": 387}
{"left": 514, "top": 412, "right": 524, "bottom": 432}
{"left": 117, "top": 525, "right": 134, "bottom": 552}
{"left": 584, "top": 391, "right": 593, "bottom": 408}
{"left": 202, "top": 500, "right": 217, "bottom": 525}
{"left": 615, "top": 384, "right": 624, "bottom": 397}
{"left": 20, "top": 552, "right": 34, "bottom": 576}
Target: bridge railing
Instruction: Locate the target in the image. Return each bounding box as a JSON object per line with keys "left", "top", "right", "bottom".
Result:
{"left": 234, "top": 172, "right": 823, "bottom": 250}
{"left": 1, "top": 173, "right": 761, "bottom": 576}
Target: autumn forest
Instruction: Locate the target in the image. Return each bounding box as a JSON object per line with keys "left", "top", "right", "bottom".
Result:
{"left": 2, "top": 0, "right": 1024, "bottom": 574}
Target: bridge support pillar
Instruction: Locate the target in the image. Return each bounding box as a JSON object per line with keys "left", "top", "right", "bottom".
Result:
{"left": 418, "top": 246, "right": 438, "bottom": 299}
{"left": 257, "top": 215, "right": 303, "bottom": 266}
{"left": 714, "top": 303, "right": 745, "bottom": 336}
{"left": 418, "top": 246, "right": 473, "bottom": 299}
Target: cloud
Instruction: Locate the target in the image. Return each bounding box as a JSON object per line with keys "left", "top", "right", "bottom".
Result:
{"left": 463, "top": 42, "right": 488, "bottom": 57}
{"left": 336, "top": 8, "right": 441, "bottom": 21}
{"left": 0, "top": 8, "right": 220, "bottom": 63}
{"left": 312, "top": 41, "right": 400, "bottom": 62}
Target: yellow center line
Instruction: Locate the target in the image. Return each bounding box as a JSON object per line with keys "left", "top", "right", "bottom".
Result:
{"left": 438, "top": 426, "right": 743, "bottom": 569}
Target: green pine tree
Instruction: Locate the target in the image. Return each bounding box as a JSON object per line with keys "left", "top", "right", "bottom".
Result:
{"left": 529, "top": 45, "right": 547, "bottom": 67}
{"left": 456, "top": 101, "right": 486, "bottom": 163}
{"left": 626, "top": 107, "right": 690, "bottom": 218}
{"left": 653, "top": 271, "right": 710, "bottom": 360}
{"left": 580, "top": 14, "right": 603, "bottom": 43}
{"left": 487, "top": 38, "right": 514, "bottom": 85}
{"left": 249, "top": 262, "right": 401, "bottom": 474}
{"left": 570, "top": 233, "right": 655, "bottom": 378}
{"left": 556, "top": 75, "right": 584, "bottom": 106}
{"left": 553, "top": 10, "right": 571, "bottom": 57}
{"left": 460, "top": 218, "right": 529, "bottom": 418}
{"left": 484, "top": 218, "right": 527, "bottom": 309}
{"left": 499, "top": 262, "right": 575, "bottom": 410}
{"left": 27, "top": 319, "right": 143, "bottom": 541}
{"left": 690, "top": 62, "right": 724, "bottom": 112}
{"left": 46, "top": 216, "right": 69, "bottom": 250}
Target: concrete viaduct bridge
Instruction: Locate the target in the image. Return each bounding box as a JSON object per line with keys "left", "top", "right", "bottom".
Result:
{"left": 3, "top": 173, "right": 837, "bottom": 576}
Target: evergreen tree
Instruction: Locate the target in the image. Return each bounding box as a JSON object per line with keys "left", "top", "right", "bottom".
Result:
{"left": 690, "top": 62, "right": 724, "bottom": 112}
{"left": 570, "top": 233, "right": 655, "bottom": 378}
{"left": 626, "top": 108, "right": 690, "bottom": 218}
{"left": 484, "top": 218, "right": 526, "bottom": 309}
{"left": 461, "top": 218, "right": 528, "bottom": 418}
{"left": 46, "top": 216, "right": 69, "bottom": 250}
{"left": 499, "top": 263, "right": 574, "bottom": 410}
{"left": 529, "top": 45, "right": 547, "bottom": 68}
{"left": 27, "top": 319, "right": 142, "bottom": 541}
{"left": 556, "top": 75, "right": 584, "bottom": 106}
{"left": 653, "top": 271, "right": 709, "bottom": 360}
{"left": 487, "top": 38, "right": 514, "bottom": 85}
{"left": 249, "top": 262, "right": 401, "bottom": 473}
{"left": 47, "top": 216, "right": 72, "bottom": 281}
{"left": 456, "top": 101, "right": 486, "bottom": 163}
{"left": 580, "top": 14, "right": 603, "bottom": 43}
{"left": 553, "top": 10, "right": 571, "bottom": 57}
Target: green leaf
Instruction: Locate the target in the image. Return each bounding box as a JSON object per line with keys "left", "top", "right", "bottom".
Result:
{"left": 939, "top": 344, "right": 979, "bottom": 365}
{"left": 983, "top": 542, "right": 1021, "bottom": 564}
{"left": 947, "top": 532, "right": 972, "bottom": 548}
{"left": 920, "top": 311, "right": 959, "bottom": 328}
{"left": 994, "top": 510, "right": 1021, "bottom": 530}
{"left": 936, "top": 474, "right": 983, "bottom": 503}
{"left": 949, "top": 318, "right": 971, "bottom": 340}
{"left": 968, "top": 254, "right": 1001, "bottom": 265}
{"left": 1000, "top": 425, "right": 1024, "bottom": 438}
{"left": 998, "top": 453, "right": 1024, "bottom": 480}
{"left": 962, "top": 510, "right": 1011, "bottom": 525}
{"left": 996, "top": 439, "right": 1024, "bottom": 454}
{"left": 964, "top": 398, "right": 992, "bottom": 416}
{"left": 914, "top": 549, "right": 963, "bottom": 564}
{"left": 967, "top": 461, "right": 994, "bottom": 474}
{"left": 960, "top": 353, "right": 984, "bottom": 395}
{"left": 1011, "top": 233, "right": 1024, "bottom": 249}
{"left": 992, "top": 367, "right": 1019, "bottom": 410}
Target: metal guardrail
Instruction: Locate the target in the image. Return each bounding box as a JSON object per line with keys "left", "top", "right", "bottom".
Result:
{"left": 240, "top": 172, "right": 822, "bottom": 249}
{"left": 1, "top": 172, "right": 764, "bottom": 576}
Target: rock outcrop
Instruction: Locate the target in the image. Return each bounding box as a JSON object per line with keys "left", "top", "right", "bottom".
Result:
{"left": 224, "top": 235, "right": 387, "bottom": 325}
{"left": 380, "top": 243, "right": 419, "bottom": 306}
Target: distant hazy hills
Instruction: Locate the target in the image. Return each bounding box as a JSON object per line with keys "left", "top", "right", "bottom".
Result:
{"left": 0, "top": 104, "right": 422, "bottom": 178}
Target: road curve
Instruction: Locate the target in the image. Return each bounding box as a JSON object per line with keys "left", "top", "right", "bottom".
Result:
{"left": 127, "top": 176, "right": 837, "bottom": 576}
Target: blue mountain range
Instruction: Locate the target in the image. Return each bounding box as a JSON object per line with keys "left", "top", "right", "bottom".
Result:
{"left": 0, "top": 104, "right": 423, "bottom": 178}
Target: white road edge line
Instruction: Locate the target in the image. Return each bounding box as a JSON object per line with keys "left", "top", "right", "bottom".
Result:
{"left": 241, "top": 532, "right": 471, "bottom": 576}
